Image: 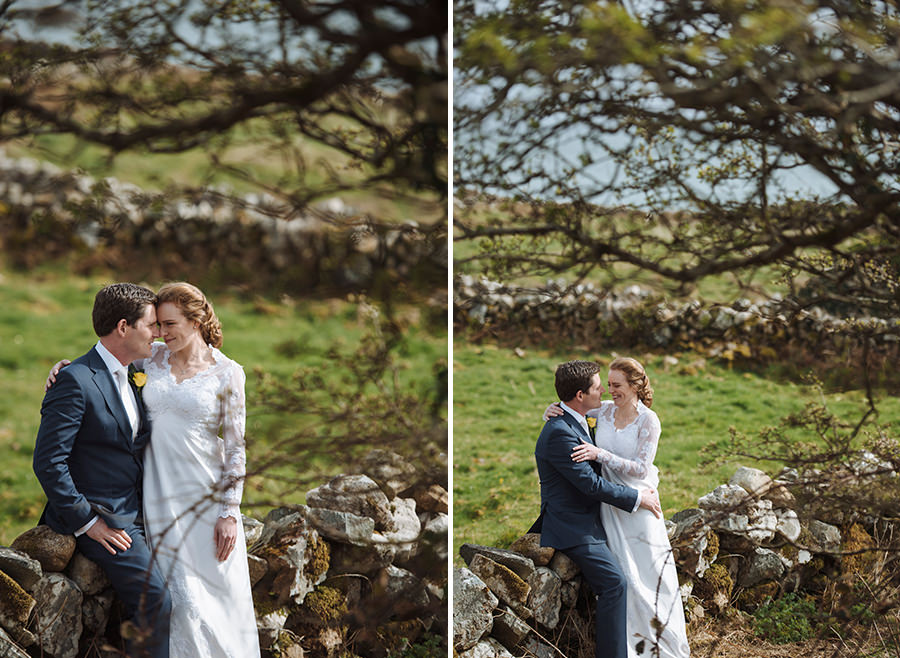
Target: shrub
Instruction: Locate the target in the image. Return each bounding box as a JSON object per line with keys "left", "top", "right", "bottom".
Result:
{"left": 752, "top": 592, "right": 819, "bottom": 644}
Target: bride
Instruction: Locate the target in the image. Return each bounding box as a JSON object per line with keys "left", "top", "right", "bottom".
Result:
{"left": 545, "top": 357, "right": 690, "bottom": 658}
{"left": 49, "top": 282, "right": 260, "bottom": 658}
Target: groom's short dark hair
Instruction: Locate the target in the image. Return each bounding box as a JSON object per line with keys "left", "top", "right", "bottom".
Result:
{"left": 92, "top": 283, "right": 158, "bottom": 336}
{"left": 555, "top": 360, "right": 601, "bottom": 402}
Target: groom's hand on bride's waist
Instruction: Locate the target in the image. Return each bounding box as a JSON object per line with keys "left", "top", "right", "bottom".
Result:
{"left": 639, "top": 488, "right": 662, "bottom": 518}
{"left": 86, "top": 518, "right": 133, "bottom": 555}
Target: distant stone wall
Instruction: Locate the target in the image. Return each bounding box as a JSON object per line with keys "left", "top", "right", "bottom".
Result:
{"left": 0, "top": 450, "right": 448, "bottom": 658}
{"left": 454, "top": 275, "right": 900, "bottom": 365}
{"left": 0, "top": 150, "right": 446, "bottom": 295}
{"left": 453, "top": 461, "right": 896, "bottom": 658}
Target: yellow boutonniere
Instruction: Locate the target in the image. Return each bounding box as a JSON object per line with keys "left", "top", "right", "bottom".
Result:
{"left": 586, "top": 417, "right": 597, "bottom": 430}
{"left": 130, "top": 370, "right": 147, "bottom": 389}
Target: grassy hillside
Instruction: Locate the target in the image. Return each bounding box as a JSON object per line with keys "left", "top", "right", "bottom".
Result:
{"left": 452, "top": 340, "right": 900, "bottom": 565}
{"left": 0, "top": 265, "right": 447, "bottom": 545}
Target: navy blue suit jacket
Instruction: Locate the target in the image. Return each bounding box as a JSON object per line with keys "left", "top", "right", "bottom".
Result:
{"left": 534, "top": 411, "right": 639, "bottom": 549}
{"left": 33, "top": 346, "right": 151, "bottom": 535}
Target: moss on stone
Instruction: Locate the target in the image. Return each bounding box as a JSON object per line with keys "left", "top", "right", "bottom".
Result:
{"left": 305, "top": 586, "right": 347, "bottom": 624}
{"left": 0, "top": 569, "right": 35, "bottom": 624}
{"left": 736, "top": 581, "right": 779, "bottom": 612}
{"left": 254, "top": 597, "right": 290, "bottom": 619}
{"left": 694, "top": 563, "right": 733, "bottom": 602}
{"left": 304, "top": 534, "right": 331, "bottom": 581}
{"left": 840, "top": 523, "right": 876, "bottom": 576}
{"left": 703, "top": 531, "right": 720, "bottom": 561}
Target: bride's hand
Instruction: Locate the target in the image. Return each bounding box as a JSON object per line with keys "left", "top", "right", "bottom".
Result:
{"left": 572, "top": 441, "right": 601, "bottom": 463}
{"left": 542, "top": 402, "right": 564, "bottom": 421}
{"left": 214, "top": 516, "right": 238, "bottom": 562}
{"left": 45, "top": 360, "right": 71, "bottom": 392}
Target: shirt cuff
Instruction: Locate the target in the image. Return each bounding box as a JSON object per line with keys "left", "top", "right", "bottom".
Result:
{"left": 74, "top": 515, "right": 99, "bottom": 537}
{"left": 631, "top": 492, "right": 641, "bottom": 513}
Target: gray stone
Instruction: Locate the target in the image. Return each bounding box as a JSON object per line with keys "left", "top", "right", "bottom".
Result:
{"left": 248, "top": 554, "right": 268, "bottom": 587}
{"left": 669, "top": 509, "right": 715, "bottom": 578}
{"left": 327, "top": 540, "right": 396, "bottom": 575}
{"left": 305, "top": 507, "right": 376, "bottom": 545}
{"left": 527, "top": 567, "right": 562, "bottom": 630}
{"left": 358, "top": 449, "right": 418, "bottom": 498}
{"left": 549, "top": 549, "right": 580, "bottom": 581}
{"left": 81, "top": 589, "right": 115, "bottom": 638}
{"left": 380, "top": 497, "right": 421, "bottom": 545}
{"left": 32, "top": 573, "right": 83, "bottom": 658}
{"left": 0, "top": 548, "right": 42, "bottom": 592}
{"left": 242, "top": 515, "right": 264, "bottom": 546}
{"left": 519, "top": 635, "right": 556, "bottom": 658}
{"left": 422, "top": 513, "right": 449, "bottom": 562}
{"left": 306, "top": 474, "right": 393, "bottom": 532}
{"left": 739, "top": 548, "right": 785, "bottom": 587}
{"left": 256, "top": 608, "right": 289, "bottom": 651}
{"left": 808, "top": 520, "right": 841, "bottom": 553}
{"left": 775, "top": 509, "right": 801, "bottom": 543}
{"left": 453, "top": 568, "right": 498, "bottom": 652}
{"left": 458, "top": 637, "right": 516, "bottom": 658}
{"left": 377, "top": 565, "right": 430, "bottom": 618}
{"left": 491, "top": 607, "right": 531, "bottom": 652}
{"left": 10, "top": 525, "right": 75, "bottom": 573}
{"left": 698, "top": 484, "right": 749, "bottom": 511}
{"left": 0, "top": 625, "right": 30, "bottom": 658}
{"left": 469, "top": 554, "right": 531, "bottom": 619}
{"left": 250, "top": 508, "right": 329, "bottom": 606}
{"left": 459, "top": 543, "right": 536, "bottom": 582}
{"left": 411, "top": 484, "right": 449, "bottom": 514}
{"left": 65, "top": 552, "right": 110, "bottom": 596}
{"left": 508, "top": 534, "right": 554, "bottom": 567}
{"left": 729, "top": 466, "right": 774, "bottom": 497}
{"left": 560, "top": 577, "right": 580, "bottom": 608}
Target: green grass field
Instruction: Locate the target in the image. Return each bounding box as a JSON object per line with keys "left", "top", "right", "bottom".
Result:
{"left": 0, "top": 265, "right": 447, "bottom": 545}
{"left": 451, "top": 340, "right": 900, "bottom": 565}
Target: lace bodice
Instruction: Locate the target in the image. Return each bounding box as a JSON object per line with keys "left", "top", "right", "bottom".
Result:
{"left": 140, "top": 342, "right": 246, "bottom": 519}
{"left": 586, "top": 400, "right": 660, "bottom": 481}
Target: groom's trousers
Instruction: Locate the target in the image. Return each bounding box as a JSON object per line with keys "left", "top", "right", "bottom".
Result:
{"left": 76, "top": 522, "right": 171, "bottom": 658}
{"left": 563, "top": 541, "right": 629, "bottom": 658}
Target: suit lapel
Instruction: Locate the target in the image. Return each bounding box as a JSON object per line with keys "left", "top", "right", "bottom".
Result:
{"left": 561, "top": 411, "right": 591, "bottom": 443}
{"left": 87, "top": 348, "right": 134, "bottom": 446}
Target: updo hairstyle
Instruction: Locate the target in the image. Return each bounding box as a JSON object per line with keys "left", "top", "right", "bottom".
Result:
{"left": 156, "top": 282, "right": 223, "bottom": 348}
{"left": 608, "top": 356, "right": 653, "bottom": 408}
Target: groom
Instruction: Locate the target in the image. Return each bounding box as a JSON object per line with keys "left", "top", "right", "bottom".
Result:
{"left": 534, "top": 360, "right": 661, "bottom": 658}
{"left": 33, "top": 283, "right": 171, "bottom": 658}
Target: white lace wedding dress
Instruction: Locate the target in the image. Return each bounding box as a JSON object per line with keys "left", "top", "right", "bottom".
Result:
{"left": 587, "top": 400, "right": 690, "bottom": 658}
{"left": 140, "top": 342, "right": 260, "bottom": 657}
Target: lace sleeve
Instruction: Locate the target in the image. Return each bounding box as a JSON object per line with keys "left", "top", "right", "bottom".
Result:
{"left": 218, "top": 361, "right": 247, "bottom": 520}
{"left": 595, "top": 410, "right": 660, "bottom": 479}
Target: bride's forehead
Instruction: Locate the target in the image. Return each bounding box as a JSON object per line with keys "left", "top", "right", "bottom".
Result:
{"left": 607, "top": 369, "right": 627, "bottom": 384}
{"left": 156, "top": 301, "right": 187, "bottom": 321}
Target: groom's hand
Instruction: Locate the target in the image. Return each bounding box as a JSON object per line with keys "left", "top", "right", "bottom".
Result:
{"left": 639, "top": 488, "right": 662, "bottom": 518}
{"left": 86, "top": 518, "right": 133, "bottom": 555}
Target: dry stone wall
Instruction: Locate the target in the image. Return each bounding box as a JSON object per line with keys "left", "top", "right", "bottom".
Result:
{"left": 0, "top": 150, "right": 446, "bottom": 294}
{"left": 453, "top": 463, "right": 895, "bottom": 658}
{"left": 454, "top": 275, "right": 900, "bottom": 364}
{"left": 0, "top": 450, "right": 447, "bottom": 658}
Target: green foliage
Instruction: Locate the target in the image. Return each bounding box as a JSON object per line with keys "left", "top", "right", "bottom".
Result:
{"left": 390, "top": 632, "right": 445, "bottom": 658}
{"left": 752, "top": 593, "right": 819, "bottom": 644}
